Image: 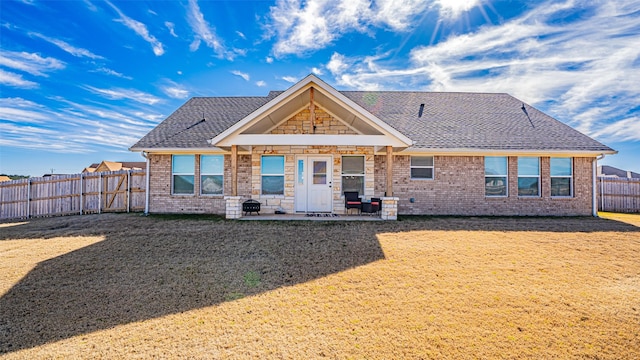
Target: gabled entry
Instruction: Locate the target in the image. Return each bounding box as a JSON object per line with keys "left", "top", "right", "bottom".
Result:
{"left": 295, "top": 155, "right": 333, "bottom": 212}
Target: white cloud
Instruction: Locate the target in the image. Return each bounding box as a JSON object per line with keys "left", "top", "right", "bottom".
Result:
{"left": 106, "top": 0, "right": 165, "bottom": 56}
{"left": 311, "top": 67, "right": 324, "bottom": 75}
{"left": 433, "top": 0, "right": 481, "bottom": 20}
{"left": 0, "top": 50, "right": 65, "bottom": 76}
{"left": 187, "top": 0, "right": 238, "bottom": 60}
{"left": 231, "top": 70, "right": 250, "bottom": 81}
{"left": 92, "top": 67, "right": 132, "bottom": 80}
{"left": 236, "top": 31, "right": 246, "bottom": 39}
{"left": 266, "top": 0, "right": 432, "bottom": 57}
{"left": 83, "top": 86, "right": 162, "bottom": 105}
{"left": 256, "top": 80, "right": 267, "bottom": 87}
{"left": 30, "top": 32, "right": 104, "bottom": 59}
{"left": 0, "top": 69, "right": 38, "bottom": 88}
{"left": 266, "top": 56, "right": 274, "bottom": 63}
{"left": 161, "top": 82, "right": 189, "bottom": 99}
{"left": 281, "top": 76, "right": 298, "bottom": 83}
{"left": 326, "top": 52, "right": 348, "bottom": 75}
{"left": 165, "top": 21, "right": 178, "bottom": 37}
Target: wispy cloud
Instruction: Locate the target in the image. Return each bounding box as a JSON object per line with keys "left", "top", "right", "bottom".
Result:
{"left": 29, "top": 32, "right": 104, "bottom": 59}
{"left": 106, "top": 0, "right": 164, "bottom": 56}
{"left": 266, "top": 0, "right": 433, "bottom": 57}
{"left": 256, "top": 80, "right": 267, "bottom": 87}
{"left": 281, "top": 76, "right": 298, "bottom": 83}
{"left": 324, "top": 0, "right": 640, "bottom": 141}
{"left": 165, "top": 21, "right": 178, "bottom": 37}
{"left": 187, "top": 0, "right": 236, "bottom": 60}
{"left": 231, "top": 70, "right": 250, "bottom": 81}
{"left": 0, "top": 69, "right": 38, "bottom": 88}
{"left": 91, "top": 67, "right": 132, "bottom": 80}
{"left": 83, "top": 86, "right": 162, "bottom": 105}
{"left": 0, "top": 50, "right": 65, "bottom": 76}
{"left": 160, "top": 80, "right": 189, "bottom": 99}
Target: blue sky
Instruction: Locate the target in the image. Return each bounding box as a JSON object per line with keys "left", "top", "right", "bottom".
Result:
{"left": 1, "top": 0, "right": 638, "bottom": 177}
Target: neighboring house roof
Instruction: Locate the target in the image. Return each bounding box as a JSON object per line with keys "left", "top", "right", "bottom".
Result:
{"left": 598, "top": 165, "right": 640, "bottom": 178}
{"left": 0, "top": 175, "right": 11, "bottom": 182}
{"left": 83, "top": 161, "right": 146, "bottom": 173}
{"left": 130, "top": 75, "right": 615, "bottom": 155}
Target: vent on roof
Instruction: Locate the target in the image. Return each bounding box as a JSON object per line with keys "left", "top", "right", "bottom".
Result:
{"left": 418, "top": 103, "right": 425, "bottom": 118}
{"left": 521, "top": 103, "right": 534, "bottom": 128}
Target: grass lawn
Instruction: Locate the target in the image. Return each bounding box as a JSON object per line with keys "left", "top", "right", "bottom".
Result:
{"left": 1, "top": 213, "right": 638, "bottom": 359}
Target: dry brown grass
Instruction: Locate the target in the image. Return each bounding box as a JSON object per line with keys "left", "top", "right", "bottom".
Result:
{"left": 1, "top": 213, "right": 639, "bottom": 359}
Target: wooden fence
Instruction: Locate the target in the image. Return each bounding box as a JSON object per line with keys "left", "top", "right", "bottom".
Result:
{"left": 0, "top": 170, "right": 146, "bottom": 220}
{"left": 597, "top": 177, "right": 640, "bottom": 213}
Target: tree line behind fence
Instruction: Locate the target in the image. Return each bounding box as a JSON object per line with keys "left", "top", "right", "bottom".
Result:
{"left": 597, "top": 177, "right": 640, "bottom": 213}
{"left": 0, "top": 170, "right": 146, "bottom": 220}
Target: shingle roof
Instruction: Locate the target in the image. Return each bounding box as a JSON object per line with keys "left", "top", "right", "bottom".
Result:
{"left": 131, "top": 90, "right": 614, "bottom": 153}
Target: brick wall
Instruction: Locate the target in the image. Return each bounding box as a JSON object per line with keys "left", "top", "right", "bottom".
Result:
{"left": 375, "top": 155, "right": 594, "bottom": 216}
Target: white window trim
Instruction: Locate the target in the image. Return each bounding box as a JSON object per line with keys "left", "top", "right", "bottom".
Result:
{"left": 485, "top": 156, "right": 508, "bottom": 197}
{"left": 550, "top": 157, "right": 574, "bottom": 198}
{"left": 517, "top": 157, "right": 541, "bottom": 197}
{"left": 410, "top": 156, "right": 434, "bottom": 180}
{"left": 341, "top": 155, "right": 365, "bottom": 197}
{"left": 200, "top": 155, "right": 224, "bottom": 196}
{"left": 172, "top": 154, "right": 195, "bottom": 196}
{"left": 261, "top": 155, "right": 285, "bottom": 196}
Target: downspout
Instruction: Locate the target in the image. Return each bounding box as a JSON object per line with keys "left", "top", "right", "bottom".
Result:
{"left": 593, "top": 154, "right": 605, "bottom": 217}
{"left": 142, "top": 151, "right": 150, "bottom": 215}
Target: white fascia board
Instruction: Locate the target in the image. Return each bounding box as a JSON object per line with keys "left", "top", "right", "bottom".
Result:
{"left": 210, "top": 74, "right": 414, "bottom": 147}
{"left": 392, "top": 148, "right": 619, "bottom": 157}
{"left": 217, "top": 134, "right": 408, "bottom": 147}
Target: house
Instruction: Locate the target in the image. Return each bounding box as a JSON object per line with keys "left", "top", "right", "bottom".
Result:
{"left": 130, "top": 75, "right": 616, "bottom": 219}
{"left": 82, "top": 161, "right": 146, "bottom": 173}
{"left": 0, "top": 176, "right": 11, "bottom": 182}
{"left": 598, "top": 165, "right": 639, "bottom": 179}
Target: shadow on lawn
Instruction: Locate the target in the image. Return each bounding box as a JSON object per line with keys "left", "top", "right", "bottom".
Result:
{"left": 0, "top": 214, "right": 637, "bottom": 353}
{"left": 0, "top": 215, "right": 385, "bottom": 354}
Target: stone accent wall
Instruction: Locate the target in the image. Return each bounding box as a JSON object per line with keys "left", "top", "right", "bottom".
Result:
{"left": 270, "top": 108, "right": 357, "bottom": 135}
{"left": 375, "top": 155, "right": 594, "bottom": 216}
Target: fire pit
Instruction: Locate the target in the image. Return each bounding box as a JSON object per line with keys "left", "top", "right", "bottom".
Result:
{"left": 242, "top": 199, "right": 261, "bottom": 215}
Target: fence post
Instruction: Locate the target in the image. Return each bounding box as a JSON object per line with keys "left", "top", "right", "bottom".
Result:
{"left": 80, "top": 173, "right": 83, "bottom": 215}
{"left": 127, "top": 170, "right": 131, "bottom": 213}
{"left": 26, "top": 178, "right": 31, "bottom": 219}
{"left": 98, "top": 173, "right": 102, "bottom": 214}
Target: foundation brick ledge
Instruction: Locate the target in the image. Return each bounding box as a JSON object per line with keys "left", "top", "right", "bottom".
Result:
{"left": 224, "top": 196, "right": 243, "bottom": 219}
{"left": 380, "top": 197, "right": 399, "bottom": 221}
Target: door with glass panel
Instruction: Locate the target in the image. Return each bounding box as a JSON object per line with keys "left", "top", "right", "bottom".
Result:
{"left": 295, "top": 156, "right": 333, "bottom": 212}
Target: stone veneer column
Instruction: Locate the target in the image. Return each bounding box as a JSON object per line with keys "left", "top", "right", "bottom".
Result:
{"left": 225, "top": 196, "right": 242, "bottom": 219}
{"left": 380, "top": 197, "right": 399, "bottom": 220}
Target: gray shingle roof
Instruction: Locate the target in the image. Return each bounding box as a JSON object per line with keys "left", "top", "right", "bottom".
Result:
{"left": 131, "top": 90, "right": 614, "bottom": 153}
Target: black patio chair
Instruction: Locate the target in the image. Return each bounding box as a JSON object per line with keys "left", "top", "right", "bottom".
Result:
{"left": 344, "top": 191, "right": 362, "bottom": 214}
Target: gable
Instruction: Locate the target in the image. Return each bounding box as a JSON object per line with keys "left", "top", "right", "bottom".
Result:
{"left": 269, "top": 107, "right": 358, "bottom": 135}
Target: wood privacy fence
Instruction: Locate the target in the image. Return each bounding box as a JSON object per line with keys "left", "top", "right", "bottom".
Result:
{"left": 597, "top": 177, "right": 640, "bottom": 213}
{"left": 0, "top": 170, "right": 146, "bottom": 220}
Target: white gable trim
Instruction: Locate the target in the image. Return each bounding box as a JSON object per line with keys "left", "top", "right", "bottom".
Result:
{"left": 208, "top": 74, "right": 413, "bottom": 147}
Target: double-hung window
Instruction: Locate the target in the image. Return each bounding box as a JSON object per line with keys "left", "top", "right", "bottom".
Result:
{"left": 485, "top": 156, "right": 508, "bottom": 197}
{"left": 172, "top": 155, "right": 195, "bottom": 194}
{"left": 517, "top": 157, "right": 540, "bottom": 196}
{"left": 550, "top": 157, "right": 573, "bottom": 197}
{"left": 261, "top": 156, "right": 285, "bottom": 195}
{"left": 411, "top": 156, "right": 434, "bottom": 179}
{"left": 201, "top": 155, "right": 224, "bottom": 195}
{"left": 342, "top": 156, "right": 365, "bottom": 195}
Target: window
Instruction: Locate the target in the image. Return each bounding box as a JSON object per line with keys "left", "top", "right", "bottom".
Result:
{"left": 551, "top": 157, "right": 573, "bottom": 197}
{"left": 485, "top": 156, "right": 508, "bottom": 196}
{"left": 411, "top": 156, "right": 434, "bottom": 179}
{"left": 261, "top": 156, "right": 284, "bottom": 195}
{"left": 517, "top": 157, "right": 540, "bottom": 196}
{"left": 201, "top": 155, "right": 224, "bottom": 195}
{"left": 172, "top": 155, "right": 195, "bottom": 194}
{"left": 342, "top": 156, "right": 364, "bottom": 195}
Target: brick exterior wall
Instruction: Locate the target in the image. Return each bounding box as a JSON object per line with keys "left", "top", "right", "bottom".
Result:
{"left": 374, "top": 155, "right": 594, "bottom": 216}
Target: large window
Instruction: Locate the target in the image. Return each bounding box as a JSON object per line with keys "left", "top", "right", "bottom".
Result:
{"left": 551, "top": 157, "right": 573, "bottom": 197}
{"left": 342, "top": 156, "right": 364, "bottom": 195}
{"left": 411, "top": 156, "right": 434, "bottom": 179}
{"left": 485, "top": 156, "right": 508, "bottom": 197}
{"left": 172, "top": 155, "right": 195, "bottom": 194}
{"left": 518, "top": 157, "right": 540, "bottom": 196}
{"left": 261, "top": 156, "right": 285, "bottom": 195}
{"left": 201, "top": 155, "right": 224, "bottom": 195}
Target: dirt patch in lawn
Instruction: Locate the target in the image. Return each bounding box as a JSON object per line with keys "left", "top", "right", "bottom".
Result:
{"left": 1, "top": 214, "right": 639, "bottom": 359}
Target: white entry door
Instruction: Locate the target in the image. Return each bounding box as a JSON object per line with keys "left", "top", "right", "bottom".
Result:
{"left": 295, "top": 156, "right": 333, "bottom": 212}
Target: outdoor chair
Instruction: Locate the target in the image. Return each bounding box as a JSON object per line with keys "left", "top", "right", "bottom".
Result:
{"left": 344, "top": 191, "right": 362, "bottom": 214}
{"left": 370, "top": 197, "right": 381, "bottom": 215}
